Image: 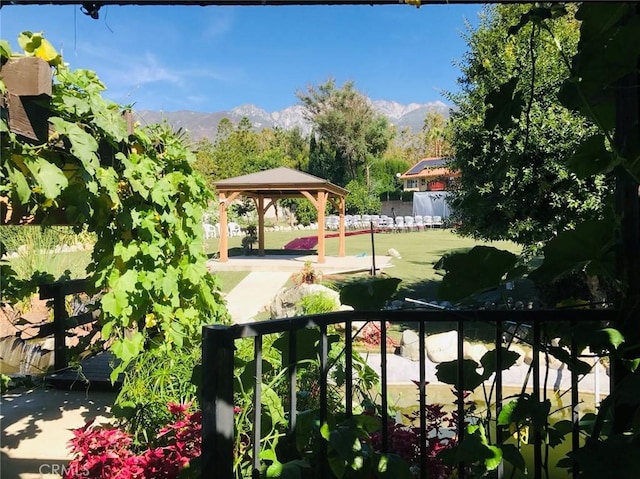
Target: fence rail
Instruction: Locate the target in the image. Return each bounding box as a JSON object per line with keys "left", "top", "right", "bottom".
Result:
{"left": 35, "top": 278, "right": 98, "bottom": 370}
{"left": 201, "top": 308, "right": 618, "bottom": 479}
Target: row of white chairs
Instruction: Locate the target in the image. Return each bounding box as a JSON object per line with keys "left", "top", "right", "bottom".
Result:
{"left": 325, "top": 215, "right": 443, "bottom": 231}
{"left": 203, "top": 222, "right": 242, "bottom": 239}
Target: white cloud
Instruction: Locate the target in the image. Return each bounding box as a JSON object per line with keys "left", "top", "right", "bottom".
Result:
{"left": 123, "top": 52, "right": 181, "bottom": 85}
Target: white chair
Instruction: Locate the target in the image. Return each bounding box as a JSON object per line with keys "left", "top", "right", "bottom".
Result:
{"left": 414, "top": 216, "right": 425, "bottom": 231}
{"left": 326, "top": 215, "right": 339, "bottom": 230}
{"left": 404, "top": 216, "right": 416, "bottom": 232}
{"left": 423, "top": 216, "right": 434, "bottom": 228}
{"left": 432, "top": 216, "right": 443, "bottom": 228}
{"left": 395, "top": 216, "right": 407, "bottom": 232}
{"left": 228, "top": 222, "right": 242, "bottom": 237}
{"left": 203, "top": 223, "right": 217, "bottom": 239}
{"left": 378, "top": 215, "right": 392, "bottom": 232}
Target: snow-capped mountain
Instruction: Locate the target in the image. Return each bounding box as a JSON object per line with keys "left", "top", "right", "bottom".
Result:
{"left": 135, "top": 99, "right": 449, "bottom": 142}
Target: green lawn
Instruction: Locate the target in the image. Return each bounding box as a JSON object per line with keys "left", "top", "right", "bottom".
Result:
{"left": 205, "top": 228, "right": 521, "bottom": 300}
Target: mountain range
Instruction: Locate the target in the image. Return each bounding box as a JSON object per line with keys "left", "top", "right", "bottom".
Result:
{"left": 133, "top": 99, "right": 450, "bottom": 142}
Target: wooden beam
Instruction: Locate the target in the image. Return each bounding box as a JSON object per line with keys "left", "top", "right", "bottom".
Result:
{"left": 1, "top": 57, "right": 52, "bottom": 143}
{"left": 1, "top": 57, "right": 52, "bottom": 97}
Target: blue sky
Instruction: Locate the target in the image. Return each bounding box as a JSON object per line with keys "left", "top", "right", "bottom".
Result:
{"left": 1, "top": 3, "right": 483, "bottom": 113}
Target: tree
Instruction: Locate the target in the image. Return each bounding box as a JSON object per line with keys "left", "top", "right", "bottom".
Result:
{"left": 422, "top": 111, "right": 453, "bottom": 158}
{"left": 298, "top": 79, "right": 394, "bottom": 187}
{"left": 448, "top": 4, "right": 610, "bottom": 248}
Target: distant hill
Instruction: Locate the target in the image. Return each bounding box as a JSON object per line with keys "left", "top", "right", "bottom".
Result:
{"left": 134, "top": 99, "right": 450, "bottom": 142}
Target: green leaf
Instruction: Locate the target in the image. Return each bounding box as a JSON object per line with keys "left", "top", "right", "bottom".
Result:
{"left": 374, "top": 453, "right": 413, "bottom": 478}
{"left": 111, "top": 333, "right": 144, "bottom": 365}
{"left": 435, "top": 359, "right": 485, "bottom": 391}
{"left": 0, "top": 40, "right": 12, "bottom": 59}
{"left": 339, "top": 277, "right": 402, "bottom": 310}
{"left": 273, "top": 329, "right": 339, "bottom": 365}
{"left": 279, "top": 460, "right": 310, "bottom": 479}
{"left": 262, "top": 385, "right": 286, "bottom": 427}
{"left": 484, "top": 77, "right": 524, "bottom": 130}
{"left": 438, "top": 424, "right": 502, "bottom": 471}
{"left": 500, "top": 443, "right": 526, "bottom": 472}
{"left": 547, "top": 346, "right": 592, "bottom": 375}
{"left": 498, "top": 395, "right": 551, "bottom": 430}
{"left": 23, "top": 157, "right": 68, "bottom": 199}
{"left": 480, "top": 348, "right": 521, "bottom": 380}
{"left": 49, "top": 117, "right": 99, "bottom": 174}
{"left": 6, "top": 164, "right": 31, "bottom": 203}
{"left": 568, "top": 135, "right": 617, "bottom": 178}
{"left": 528, "top": 219, "right": 616, "bottom": 284}
{"left": 266, "top": 460, "right": 283, "bottom": 477}
{"left": 436, "top": 246, "right": 518, "bottom": 301}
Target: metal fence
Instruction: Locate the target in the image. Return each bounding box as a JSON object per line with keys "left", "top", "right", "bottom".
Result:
{"left": 201, "top": 308, "right": 617, "bottom": 479}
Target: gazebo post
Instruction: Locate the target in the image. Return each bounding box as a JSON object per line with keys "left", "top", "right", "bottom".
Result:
{"left": 219, "top": 193, "right": 229, "bottom": 262}
{"left": 214, "top": 167, "right": 348, "bottom": 265}
{"left": 317, "top": 191, "right": 327, "bottom": 263}
{"left": 258, "top": 196, "right": 265, "bottom": 256}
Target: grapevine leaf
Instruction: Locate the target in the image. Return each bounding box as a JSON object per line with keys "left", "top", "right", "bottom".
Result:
{"left": 49, "top": 117, "right": 99, "bottom": 174}
{"left": 6, "top": 164, "right": 31, "bottom": 203}
{"left": 480, "top": 347, "right": 521, "bottom": 380}
{"left": 500, "top": 444, "right": 526, "bottom": 472}
{"left": 23, "top": 156, "right": 68, "bottom": 199}
{"left": 436, "top": 359, "right": 485, "bottom": 391}
{"left": 568, "top": 134, "right": 617, "bottom": 178}
{"left": 0, "top": 40, "right": 11, "bottom": 59}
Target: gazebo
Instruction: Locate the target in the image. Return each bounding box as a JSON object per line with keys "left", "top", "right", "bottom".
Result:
{"left": 214, "top": 167, "right": 349, "bottom": 263}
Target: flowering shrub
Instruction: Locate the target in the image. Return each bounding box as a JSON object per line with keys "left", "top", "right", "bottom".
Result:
{"left": 65, "top": 403, "right": 201, "bottom": 479}
{"left": 357, "top": 321, "right": 397, "bottom": 348}
{"left": 369, "top": 404, "right": 458, "bottom": 479}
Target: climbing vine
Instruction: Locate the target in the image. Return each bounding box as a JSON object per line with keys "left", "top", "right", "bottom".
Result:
{"left": 1, "top": 32, "right": 229, "bottom": 380}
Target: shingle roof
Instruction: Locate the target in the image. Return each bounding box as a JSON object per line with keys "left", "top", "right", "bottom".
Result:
{"left": 215, "top": 167, "right": 349, "bottom": 197}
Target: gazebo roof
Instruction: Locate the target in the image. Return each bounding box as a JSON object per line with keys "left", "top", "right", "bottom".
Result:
{"left": 215, "top": 167, "right": 349, "bottom": 198}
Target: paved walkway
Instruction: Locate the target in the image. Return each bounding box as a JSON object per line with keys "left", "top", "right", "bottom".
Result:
{"left": 224, "top": 271, "right": 292, "bottom": 322}
{"left": 1, "top": 387, "right": 113, "bottom": 479}
{"left": 210, "top": 253, "right": 394, "bottom": 323}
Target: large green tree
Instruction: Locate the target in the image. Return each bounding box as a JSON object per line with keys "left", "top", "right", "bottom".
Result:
{"left": 193, "top": 120, "right": 308, "bottom": 190}
{"left": 298, "top": 79, "right": 394, "bottom": 187}
{"left": 448, "top": 4, "right": 610, "bottom": 248}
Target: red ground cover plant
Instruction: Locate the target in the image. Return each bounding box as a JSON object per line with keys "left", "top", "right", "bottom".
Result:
{"left": 65, "top": 403, "right": 201, "bottom": 479}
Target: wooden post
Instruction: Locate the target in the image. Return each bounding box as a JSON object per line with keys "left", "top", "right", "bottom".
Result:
{"left": 201, "top": 325, "right": 235, "bottom": 479}
{"left": 317, "top": 191, "right": 327, "bottom": 263}
{"left": 0, "top": 57, "right": 52, "bottom": 143}
{"left": 219, "top": 193, "right": 229, "bottom": 262}
{"left": 257, "top": 196, "right": 265, "bottom": 256}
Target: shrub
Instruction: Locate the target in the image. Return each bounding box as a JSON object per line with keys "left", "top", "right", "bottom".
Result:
{"left": 112, "top": 346, "right": 200, "bottom": 447}
{"left": 296, "top": 292, "right": 338, "bottom": 315}
{"left": 65, "top": 403, "right": 201, "bottom": 479}
{"left": 292, "top": 261, "right": 321, "bottom": 285}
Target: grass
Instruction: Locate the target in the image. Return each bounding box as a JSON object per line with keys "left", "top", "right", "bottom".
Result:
{"left": 204, "top": 228, "right": 521, "bottom": 301}
{"left": 1, "top": 226, "right": 93, "bottom": 281}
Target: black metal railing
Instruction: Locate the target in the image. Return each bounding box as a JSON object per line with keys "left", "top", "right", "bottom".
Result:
{"left": 201, "top": 308, "right": 618, "bottom": 479}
